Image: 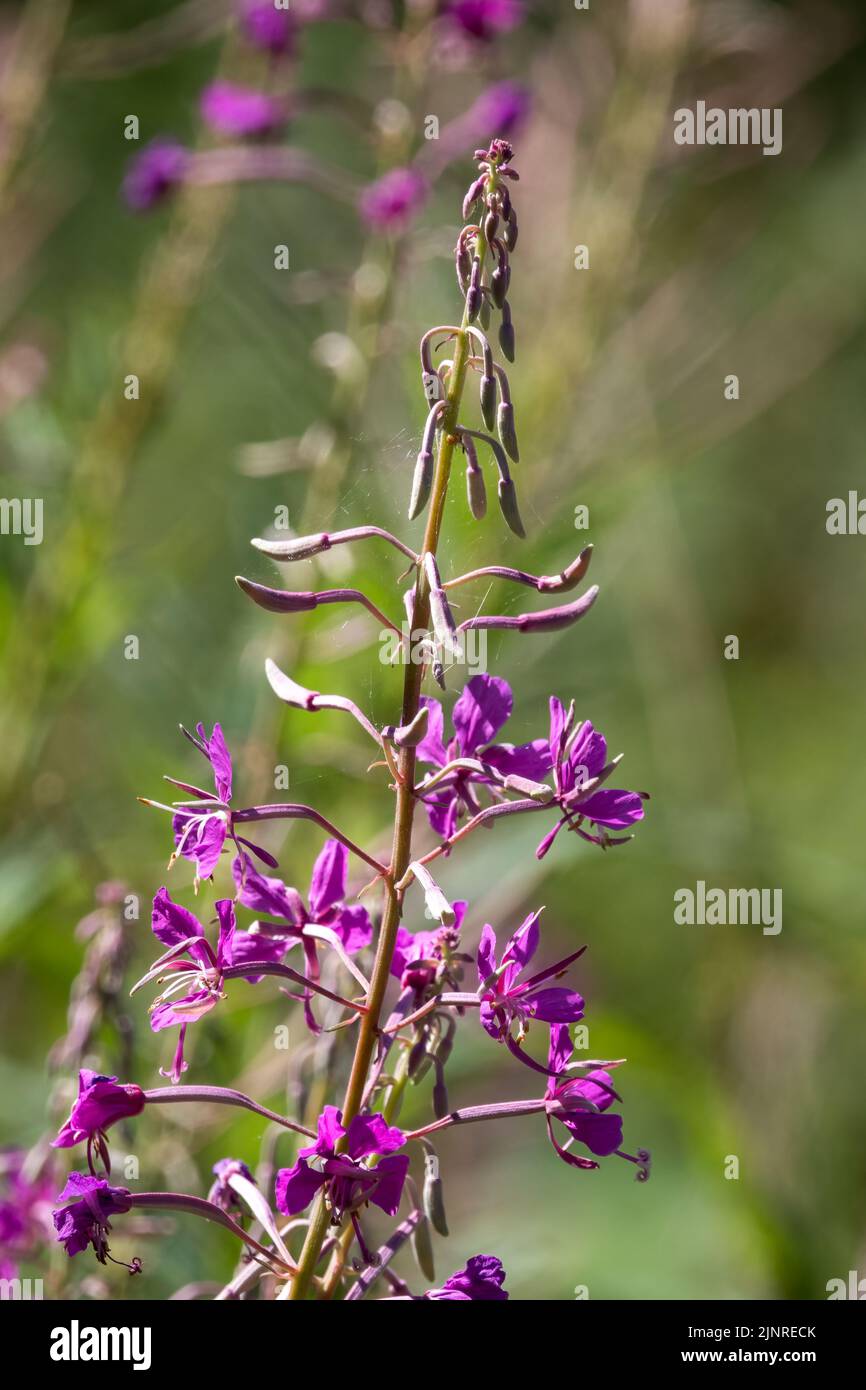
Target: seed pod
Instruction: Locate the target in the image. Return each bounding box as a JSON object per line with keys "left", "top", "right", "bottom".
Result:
{"left": 408, "top": 1028, "right": 435, "bottom": 1083}
{"left": 490, "top": 262, "right": 510, "bottom": 309}
{"left": 504, "top": 207, "right": 518, "bottom": 251}
{"left": 498, "top": 476, "right": 526, "bottom": 538}
{"left": 421, "top": 1148, "right": 449, "bottom": 1237}
{"left": 455, "top": 237, "right": 472, "bottom": 294}
{"left": 499, "top": 300, "right": 515, "bottom": 362}
{"left": 463, "top": 433, "right": 487, "bottom": 519}
{"left": 483, "top": 209, "right": 499, "bottom": 244}
{"left": 408, "top": 448, "right": 433, "bottom": 520}
{"left": 462, "top": 176, "right": 484, "bottom": 221}
{"left": 478, "top": 293, "right": 491, "bottom": 330}
{"left": 496, "top": 399, "right": 519, "bottom": 462}
{"left": 479, "top": 373, "right": 497, "bottom": 431}
{"left": 411, "top": 1214, "right": 436, "bottom": 1283}
{"left": 432, "top": 1056, "right": 450, "bottom": 1119}
{"left": 466, "top": 256, "right": 482, "bottom": 322}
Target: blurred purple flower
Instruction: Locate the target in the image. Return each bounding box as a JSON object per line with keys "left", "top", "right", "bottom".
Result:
{"left": 359, "top": 166, "right": 428, "bottom": 232}
{"left": 427, "top": 1253, "right": 509, "bottom": 1299}
{"left": 470, "top": 80, "right": 531, "bottom": 136}
{"left": 200, "top": 81, "right": 286, "bottom": 137}
{"left": 52, "top": 1172, "right": 132, "bottom": 1262}
{"left": 0, "top": 1152, "right": 54, "bottom": 1279}
{"left": 417, "top": 673, "right": 550, "bottom": 839}
{"left": 123, "top": 138, "right": 188, "bottom": 211}
{"left": 444, "top": 0, "right": 523, "bottom": 41}
{"left": 239, "top": 1, "right": 298, "bottom": 55}
{"left": 275, "top": 1106, "right": 408, "bottom": 1234}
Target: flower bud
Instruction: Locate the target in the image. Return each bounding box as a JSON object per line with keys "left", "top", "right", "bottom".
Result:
{"left": 412, "top": 1213, "right": 436, "bottom": 1282}
{"left": 496, "top": 400, "right": 519, "bottom": 462}
{"left": 479, "top": 373, "right": 497, "bottom": 431}
{"left": 462, "top": 175, "right": 484, "bottom": 221}
{"left": 421, "top": 369, "right": 442, "bottom": 406}
{"left": 408, "top": 449, "right": 433, "bottom": 520}
{"left": 466, "top": 256, "right": 482, "bottom": 322}
{"left": 504, "top": 207, "right": 518, "bottom": 251}
{"left": 497, "top": 477, "right": 526, "bottom": 538}
{"left": 499, "top": 300, "right": 515, "bottom": 361}
{"left": 483, "top": 209, "right": 499, "bottom": 244}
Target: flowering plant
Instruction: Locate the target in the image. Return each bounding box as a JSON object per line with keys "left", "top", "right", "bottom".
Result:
{"left": 45, "top": 133, "right": 649, "bottom": 1300}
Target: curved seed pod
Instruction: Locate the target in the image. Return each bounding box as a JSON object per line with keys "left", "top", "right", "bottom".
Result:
{"left": 462, "top": 175, "right": 484, "bottom": 220}
{"left": 498, "top": 476, "right": 526, "bottom": 538}
{"left": 382, "top": 704, "right": 430, "bottom": 748}
{"left": 462, "top": 433, "right": 487, "bottom": 519}
{"left": 409, "top": 401, "right": 444, "bottom": 521}
{"left": 479, "top": 372, "right": 497, "bottom": 431}
{"left": 411, "top": 1213, "right": 436, "bottom": 1283}
{"left": 465, "top": 256, "right": 482, "bottom": 322}
{"left": 499, "top": 300, "right": 515, "bottom": 362}
{"left": 408, "top": 450, "right": 433, "bottom": 521}
{"left": 490, "top": 263, "right": 508, "bottom": 310}
{"left": 497, "top": 399, "right": 519, "bottom": 462}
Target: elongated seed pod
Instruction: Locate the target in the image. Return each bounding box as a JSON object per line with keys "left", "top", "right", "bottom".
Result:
{"left": 498, "top": 476, "right": 526, "bottom": 538}
{"left": 462, "top": 433, "right": 487, "bottom": 519}
{"left": 499, "top": 299, "right": 515, "bottom": 361}
{"left": 480, "top": 373, "right": 497, "bottom": 431}
{"left": 497, "top": 399, "right": 519, "bottom": 462}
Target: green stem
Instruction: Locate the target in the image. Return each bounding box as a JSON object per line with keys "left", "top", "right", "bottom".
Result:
{"left": 287, "top": 183, "right": 494, "bottom": 1301}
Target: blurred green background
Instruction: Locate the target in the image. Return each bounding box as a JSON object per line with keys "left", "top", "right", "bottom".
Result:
{"left": 2, "top": 0, "right": 865, "bottom": 1299}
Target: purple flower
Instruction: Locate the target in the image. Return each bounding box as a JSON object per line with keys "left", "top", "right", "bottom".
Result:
{"left": 443, "top": 0, "right": 523, "bottom": 41}
{"left": 477, "top": 911, "right": 585, "bottom": 1066}
{"left": 0, "top": 1152, "right": 54, "bottom": 1278}
{"left": 123, "top": 138, "right": 188, "bottom": 211}
{"left": 545, "top": 1025, "right": 650, "bottom": 1179}
{"left": 165, "top": 722, "right": 272, "bottom": 885}
{"left": 200, "top": 81, "right": 286, "bottom": 137}
{"left": 469, "top": 80, "right": 531, "bottom": 137}
{"left": 233, "top": 839, "right": 372, "bottom": 1027}
{"left": 52, "top": 1071, "right": 145, "bottom": 1169}
{"left": 239, "top": 1, "right": 298, "bottom": 55}
{"left": 275, "top": 1107, "right": 408, "bottom": 1229}
{"left": 359, "top": 167, "right": 428, "bottom": 232}
{"left": 208, "top": 1157, "right": 256, "bottom": 1214}
{"left": 390, "top": 901, "right": 467, "bottom": 995}
{"left": 142, "top": 889, "right": 285, "bottom": 1082}
{"left": 417, "top": 674, "right": 550, "bottom": 839}
{"left": 426, "top": 1253, "right": 509, "bottom": 1300}
{"left": 52, "top": 1172, "right": 132, "bottom": 1262}
{"left": 536, "top": 699, "right": 646, "bottom": 858}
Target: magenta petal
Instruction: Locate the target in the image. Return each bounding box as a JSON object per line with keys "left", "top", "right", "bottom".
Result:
{"left": 232, "top": 854, "right": 303, "bottom": 922}
{"left": 528, "top": 986, "right": 585, "bottom": 1023}
{"left": 477, "top": 922, "right": 497, "bottom": 983}
{"left": 151, "top": 886, "right": 203, "bottom": 951}
{"left": 502, "top": 909, "right": 541, "bottom": 971}
{"left": 332, "top": 904, "right": 373, "bottom": 953}
{"left": 390, "top": 926, "right": 415, "bottom": 980}
{"left": 567, "top": 721, "right": 607, "bottom": 784}
{"left": 173, "top": 811, "right": 228, "bottom": 879}
{"left": 547, "top": 1023, "right": 573, "bottom": 1086}
{"left": 215, "top": 899, "right": 236, "bottom": 969}
{"left": 345, "top": 1113, "right": 405, "bottom": 1160}
{"left": 308, "top": 839, "right": 347, "bottom": 919}
{"left": 452, "top": 673, "right": 513, "bottom": 754}
{"left": 197, "top": 721, "right": 232, "bottom": 802}
{"left": 562, "top": 1111, "right": 623, "bottom": 1157}
{"left": 416, "top": 697, "right": 448, "bottom": 766}
{"left": 580, "top": 789, "right": 645, "bottom": 829}
{"left": 483, "top": 739, "right": 552, "bottom": 779}
{"left": 275, "top": 1160, "right": 326, "bottom": 1216}
{"left": 369, "top": 1154, "right": 409, "bottom": 1216}
{"left": 150, "top": 989, "right": 217, "bottom": 1031}
{"left": 315, "top": 1105, "right": 346, "bottom": 1155}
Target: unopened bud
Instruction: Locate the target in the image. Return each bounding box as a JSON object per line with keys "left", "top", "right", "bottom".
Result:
{"left": 497, "top": 477, "right": 526, "bottom": 538}
{"left": 499, "top": 301, "right": 515, "bottom": 362}
{"left": 496, "top": 400, "right": 519, "bottom": 463}
{"left": 479, "top": 374, "right": 497, "bottom": 431}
